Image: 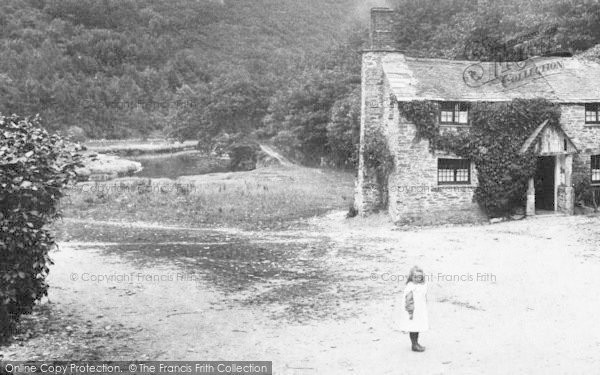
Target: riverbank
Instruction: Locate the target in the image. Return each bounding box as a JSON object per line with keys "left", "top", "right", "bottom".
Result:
{"left": 62, "top": 165, "right": 355, "bottom": 230}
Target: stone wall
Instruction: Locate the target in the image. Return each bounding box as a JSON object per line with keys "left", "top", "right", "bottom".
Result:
{"left": 355, "top": 52, "right": 388, "bottom": 214}
{"left": 557, "top": 186, "right": 575, "bottom": 214}
{"left": 355, "top": 51, "right": 485, "bottom": 224}
{"left": 387, "top": 112, "right": 486, "bottom": 225}
{"left": 560, "top": 104, "right": 600, "bottom": 152}
{"left": 560, "top": 104, "right": 600, "bottom": 187}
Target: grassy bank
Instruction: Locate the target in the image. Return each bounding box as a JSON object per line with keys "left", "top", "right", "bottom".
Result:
{"left": 61, "top": 166, "right": 355, "bottom": 229}
{"left": 76, "top": 153, "right": 142, "bottom": 181}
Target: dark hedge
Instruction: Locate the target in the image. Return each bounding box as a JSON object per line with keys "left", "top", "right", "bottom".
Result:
{"left": 0, "top": 114, "right": 82, "bottom": 340}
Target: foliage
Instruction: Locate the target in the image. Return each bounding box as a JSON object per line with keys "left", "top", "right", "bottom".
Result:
{"left": 271, "top": 130, "right": 302, "bottom": 162}
{"left": 326, "top": 88, "right": 361, "bottom": 168}
{"left": 64, "top": 126, "right": 87, "bottom": 143}
{"left": 263, "top": 31, "right": 365, "bottom": 165}
{"left": 1, "top": 0, "right": 599, "bottom": 164}
{"left": 391, "top": 0, "right": 600, "bottom": 61}
{"left": 362, "top": 127, "right": 394, "bottom": 209}
{"left": 0, "top": 0, "right": 358, "bottom": 141}
{"left": 227, "top": 142, "right": 261, "bottom": 172}
{"left": 0, "top": 114, "right": 82, "bottom": 340}
{"left": 573, "top": 174, "right": 599, "bottom": 211}
{"left": 170, "top": 71, "right": 271, "bottom": 153}
{"left": 391, "top": 0, "right": 477, "bottom": 59}
{"left": 264, "top": 70, "right": 345, "bottom": 164}
{"left": 399, "top": 99, "right": 561, "bottom": 217}
{"left": 398, "top": 101, "right": 440, "bottom": 150}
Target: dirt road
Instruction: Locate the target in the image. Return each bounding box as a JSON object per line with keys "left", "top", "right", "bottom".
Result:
{"left": 3, "top": 213, "right": 600, "bottom": 374}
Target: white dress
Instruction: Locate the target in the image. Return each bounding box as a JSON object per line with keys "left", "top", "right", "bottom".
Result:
{"left": 399, "top": 282, "right": 429, "bottom": 332}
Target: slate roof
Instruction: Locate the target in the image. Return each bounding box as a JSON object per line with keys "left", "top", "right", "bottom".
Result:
{"left": 382, "top": 53, "right": 600, "bottom": 103}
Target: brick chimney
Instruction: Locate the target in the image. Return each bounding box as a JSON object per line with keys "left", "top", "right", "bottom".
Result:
{"left": 370, "top": 7, "right": 396, "bottom": 51}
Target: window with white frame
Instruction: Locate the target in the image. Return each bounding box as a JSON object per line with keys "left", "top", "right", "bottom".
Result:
{"left": 585, "top": 104, "right": 600, "bottom": 124}
{"left": 438, "top": 158, "right": 471, "bottom": 184}
{"left": 440, "top": 102, "right": 469, "bottom": 125}
{"left": 592, "top": 155, "right": 600, "bottom": 183}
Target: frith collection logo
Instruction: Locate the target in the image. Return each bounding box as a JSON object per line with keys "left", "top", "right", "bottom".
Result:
{"left": 463, "top": 59, "right": 565, "bottom": 89}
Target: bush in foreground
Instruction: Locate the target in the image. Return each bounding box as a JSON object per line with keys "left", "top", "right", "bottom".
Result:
{"left": 0, "top": 114, "right": 82, "bottom": 341}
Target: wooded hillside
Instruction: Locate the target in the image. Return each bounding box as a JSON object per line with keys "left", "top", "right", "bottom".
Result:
{"left": 0, "top": 0, "right": 364, "bottom": 138}
{"left": 1, "top": 0, "right": 599, "bottom": 166}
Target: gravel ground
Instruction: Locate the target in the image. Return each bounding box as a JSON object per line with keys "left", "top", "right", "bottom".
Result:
{"left": 2, "top": 213, "right": 600, "bottom": 374}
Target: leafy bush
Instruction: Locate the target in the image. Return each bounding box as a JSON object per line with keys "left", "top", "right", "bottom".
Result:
{"left": 272, "top": 130, "right": 302, "bottom": 162}
{"left": 263, "top": 35, "right": 363, "bottom": 166}
{"left": 0, "top": 114, "right": 82, "bottom": 341}
{"left": 227, "top": 142, "right": 261, "bottom": 171}
{"left": 574, "top": 177, "right": 599, "bottom": 211}
{"left": 362, "top": 128, "right": 395, "bottom": 209}
{"left": 65, "top": 126, "right": 88, "bottom": 143}
{"left": 398, "top": 101, "right": 440, "bottom": 150}
{"left": 326, "top": 88, "right": 361, "bottom": 168}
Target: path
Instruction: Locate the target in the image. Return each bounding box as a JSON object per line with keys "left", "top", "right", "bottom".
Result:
{"left": 260, "top": 145, "right": 294, "bottom": 167}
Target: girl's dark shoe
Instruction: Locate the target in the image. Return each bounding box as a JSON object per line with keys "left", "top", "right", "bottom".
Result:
{"left": 409, "top": 332, "right": 425, "bottom": 352}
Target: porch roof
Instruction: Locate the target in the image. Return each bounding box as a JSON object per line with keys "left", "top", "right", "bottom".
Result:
{"left": 520, "top": 119, "right": 578, "bottom": 155}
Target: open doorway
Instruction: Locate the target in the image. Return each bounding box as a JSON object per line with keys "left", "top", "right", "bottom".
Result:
{"left": 535, "top": 156, "right": 555, "bottom": 211}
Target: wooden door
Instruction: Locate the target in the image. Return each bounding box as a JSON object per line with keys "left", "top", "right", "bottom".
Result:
{"left": 535, "top": 156, "right": 555, "bottom": 211}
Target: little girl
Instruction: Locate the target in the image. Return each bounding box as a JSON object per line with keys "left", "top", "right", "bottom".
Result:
{"left": 400, "top": 266, "right": 429, "bottom": 352}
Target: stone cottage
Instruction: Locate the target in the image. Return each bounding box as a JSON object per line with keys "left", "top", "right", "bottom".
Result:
{"left": 355, "top": 8, "right": 600, "bottom": 224}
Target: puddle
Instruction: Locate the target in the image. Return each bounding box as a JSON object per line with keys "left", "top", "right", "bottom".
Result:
{"left": 99, "top": 242, "right": 322, "bottom": 291}
{"left": 55, "top": 220, "right": 383, "bottom": 322}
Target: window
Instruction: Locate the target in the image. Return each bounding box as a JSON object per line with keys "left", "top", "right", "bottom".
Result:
{"left": 585, "top": 104, "right": 600, "bottom": 124}
{"left": 592, "top": 155, "right": 600, "bottom": 183}
{"left": 438, "top": 158, "right": 471, "bottom": 184}
{"left": 440, "top": 102, "right": 469, "bottom": 125}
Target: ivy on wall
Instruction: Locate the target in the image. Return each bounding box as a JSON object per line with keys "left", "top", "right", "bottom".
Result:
{"left": 363, "top": 127, "right": 395, "bottom": 209}
{"left": 399, "top": 99, "right": 562, "bottom": 217}
{"left": 570, "top": 149, "right": 600, "bottom": 211}
{"left": 573, "top": 169, "right": 599, "bottom": 211}
{"left": 398, "top": 101, "right": 440, "bottom": 151}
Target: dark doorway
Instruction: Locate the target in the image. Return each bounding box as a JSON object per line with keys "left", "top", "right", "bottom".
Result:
{"left": 535, "top": 156, "right": 555, "bottom": 211}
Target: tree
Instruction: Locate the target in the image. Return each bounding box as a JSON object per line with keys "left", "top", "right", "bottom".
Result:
{"left": 326, "top": 87, "right": 361, "bottom": 168}
{"left": 171, "top": 70, "right": 270, "bottom": 152}
{"left": 264, "top": 53, "right": 360, "bottom": 164}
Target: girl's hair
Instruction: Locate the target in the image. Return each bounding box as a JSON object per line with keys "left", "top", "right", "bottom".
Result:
{"left": 406, "top": 265, "right": 424, "bottom": 284}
